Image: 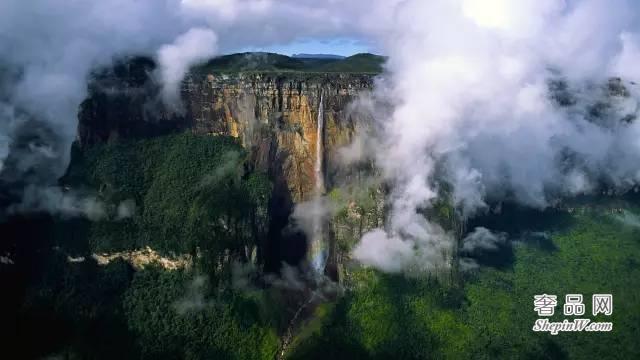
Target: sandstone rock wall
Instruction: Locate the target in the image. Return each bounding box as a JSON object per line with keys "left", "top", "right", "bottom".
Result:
{"left": 79, "top": 68, "right": 375, "bottom": 204}
{"left": 183, "top": 72, "right": 375, "bottom": 203}
{"left": 77, "top": 70, "right": 380, "bottom": 271}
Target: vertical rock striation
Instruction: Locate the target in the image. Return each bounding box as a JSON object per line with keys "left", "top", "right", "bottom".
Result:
{"left": 183, "top": 72, "right": 374, "bottom": 203}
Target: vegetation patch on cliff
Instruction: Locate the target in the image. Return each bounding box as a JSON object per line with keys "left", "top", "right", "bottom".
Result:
{"left": 194, "top": 52, "right": 385, "bottom": 74}
{"left": 62, "top": 132, "right": 272, "bottom": 260}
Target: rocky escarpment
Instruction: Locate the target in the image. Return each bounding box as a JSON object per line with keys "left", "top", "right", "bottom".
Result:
{"left": 78, "top": 63, "right": 381, "bottom": 271}
{"left": 183, "top": 72, "right": 375, "bottom": 203}
{"left": 79, "top": 63, "right": 375, "bottom": 204}
{"left": 182, "top": 72, "right": 379, "bottom": 272}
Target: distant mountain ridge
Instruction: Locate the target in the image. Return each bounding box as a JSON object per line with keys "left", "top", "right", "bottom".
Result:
{"left": 292, "top": 53, "right": 346, "bottom": 59}
{"left": 194, "top": 52, "right": 385, "bottom": 74}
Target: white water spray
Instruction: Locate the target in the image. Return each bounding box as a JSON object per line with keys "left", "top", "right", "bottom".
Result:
{"left": 315, "top": 95, "right": 325, "bottom": 194}
{"left": 310, "top": 94, "right": 327, "bottom": 273}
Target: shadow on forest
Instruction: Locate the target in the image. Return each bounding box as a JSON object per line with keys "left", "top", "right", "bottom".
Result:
{"left": 464, "top": 202, "right": 574, "bottom": 270}
{"left": 287, "top": 274, "right": 460, "bottom": 360}
{"left": 0, "top": 213, "right": 140, "bottom": 360}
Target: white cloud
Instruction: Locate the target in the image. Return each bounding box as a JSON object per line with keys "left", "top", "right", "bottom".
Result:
{"left": 116, "top": 199, "right": 136, "bottom": 220}
{"left": 8, "top": 185, "right": 106, "bottom": 221}
{"left": 353, "top": 0, "right": 640, "bottom": 273}
{"left": 156, "top": 28, "right": 218, "bottom": 104}
{"left": 352, "top": 229, "right": 413, "bottom": 273}
{"left": 462, "top": 227, "right": 507, "bottom": 253}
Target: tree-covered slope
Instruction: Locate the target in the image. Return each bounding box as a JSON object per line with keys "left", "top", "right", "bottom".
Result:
{"left": 194, "top": 52, "right": 385, "bottom": 74}
{"left": 7, "top": 130, "right": 640, "bottom": 360}
{"left": 312, "top": 53, "right": 386, "bottom": 73}
{"left": 197, "top": 52, "right": 309, "bottom": 73}
{"left": 62, "top": 132, "right": 271, "bottom": 257}
{"left": 6, "top": 133, "right": 281, "bottom": 359}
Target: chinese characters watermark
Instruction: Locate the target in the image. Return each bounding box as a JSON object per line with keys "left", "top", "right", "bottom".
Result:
{"left": 564, "top": 294, "right": 585, "bottom": 316}
{"left": 592, "top": 294, "right": 613, "bottom": 316}
{"left": 534, "top": 294, "right": 557, "bottom": 316}
{"left": 532, "top": 293, "right": 613, "bottom": 335}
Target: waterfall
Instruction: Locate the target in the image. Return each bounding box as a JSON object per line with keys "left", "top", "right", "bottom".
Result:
{"left": 315, "top": 95, "right": 325, "bottom": 194}
{"left": 310, "top": 95, "right": 327, "bottom": 273}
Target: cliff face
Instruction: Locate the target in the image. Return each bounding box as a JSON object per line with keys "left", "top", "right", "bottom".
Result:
{"left": 182, "top": 72, "right": 379, "bottom": 273}
{"left": 77, "top": 57, "right": 189, "bottom": 147}
{"left": 183, "top": 72, "right": 375, "bottom": 203}
{"left": 78, "top": 68, "right": 380, "bottom": 271}
{"left": 79, "top": 70, "right": 375, "bottom": 204}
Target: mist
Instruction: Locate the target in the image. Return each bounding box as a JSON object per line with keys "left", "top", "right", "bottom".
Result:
{"left": 353, "top": 0, "right": 640, "bottom": 274}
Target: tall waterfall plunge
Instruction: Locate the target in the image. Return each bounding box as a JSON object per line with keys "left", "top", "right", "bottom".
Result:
{"left": 309, "top": 94, "right": 327, "bottom": 273}
{"left": 315, "top": 95, "right": 325, "bottom": 195}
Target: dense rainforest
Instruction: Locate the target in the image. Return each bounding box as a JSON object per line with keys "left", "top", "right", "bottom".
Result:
{"left": 3, "top": 131, "right": 640, "bottom": 359}
{"left": 2, "top": 133, "right": 283, "bottom": 359}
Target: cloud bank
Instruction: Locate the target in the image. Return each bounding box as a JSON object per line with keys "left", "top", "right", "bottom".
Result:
{"left": 352, "top": 0, "right": 640, "bottom": 274}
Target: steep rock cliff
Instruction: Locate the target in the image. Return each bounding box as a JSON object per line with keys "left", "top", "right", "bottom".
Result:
{"left": 183, "top": 72, "right": 375, "bottom": 203}
{"left": 77, "top": 64, "right": 382, "bottom": 271}
{"left": 79, "top": 66, "right": 375, "bottom": 203}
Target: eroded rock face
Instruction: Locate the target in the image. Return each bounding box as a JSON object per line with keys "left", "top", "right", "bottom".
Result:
{"left": 79, "top": 70, "right": 375, "bottom": 205}
{"left": 78, "top": 70, "right": 379, "bottom": 270}
{"left": 183, "top": 73, "right": 375, "bottom": 203}
{"left": 183, "top": 73, "right": 378, "bottom": 273}
{"left": 92, "top": 247, "right": 192, "bottom": 270}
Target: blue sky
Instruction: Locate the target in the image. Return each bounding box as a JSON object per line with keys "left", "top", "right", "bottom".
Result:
{"left": 240, "top": 37, "right": 375, "bottom": 56}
